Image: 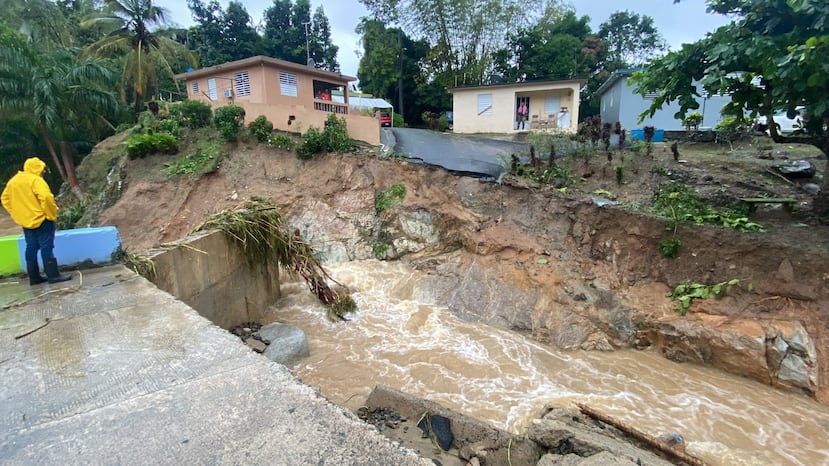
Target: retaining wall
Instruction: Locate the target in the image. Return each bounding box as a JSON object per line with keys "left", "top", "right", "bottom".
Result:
{"left": 146, "top": 230, "right": 280, "bottom": 329}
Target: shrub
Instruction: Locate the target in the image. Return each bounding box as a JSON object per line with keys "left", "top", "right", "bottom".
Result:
{"left": 297, "top": 128, "right": 326, "bottom": 159}
{"left": 125, "top": 132, "right": 179, "bottom": 159}
{"left": 392, "top": 112, "right": 404, "bottom": 128}
{"left": 249, "top": 115, "right": 273, "bottom": 143}
{"left": 168, "top": 100, "right": 213, "bottom": 128}
{"left": 57, "top": 200, "right": 86, "bottom": 229}
{"left": 715, "top": 117, "right": 750, "bottom": 149}
{"left": 213, "top": 105, "right": 246, "bottom": 142}
{"left": 157, "top": 118, "right": 180, "bottom": 136}
{"left": 322, "top": 113, "right": 353, "bottom": 152}
{"left": 296, "top": 113, "right": 354, "bottom": 158}
{"left": 683, "top": 112, "right": 704, "bottom": 129}
{"left": 269, "top": 133, "right": 296, "bottom": 150}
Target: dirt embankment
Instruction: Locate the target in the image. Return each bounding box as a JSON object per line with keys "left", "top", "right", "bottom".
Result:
{"left": 77, "top": 135, "right": 829, "bottom": 402}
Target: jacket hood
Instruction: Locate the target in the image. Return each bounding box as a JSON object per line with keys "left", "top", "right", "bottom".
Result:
{"left": 23, "top": 157, "right": 46, "bottom": 175}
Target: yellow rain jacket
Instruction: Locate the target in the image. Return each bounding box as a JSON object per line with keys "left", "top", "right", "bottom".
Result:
{"left": 1, "top": 158, "right": 59, "bottom": 229}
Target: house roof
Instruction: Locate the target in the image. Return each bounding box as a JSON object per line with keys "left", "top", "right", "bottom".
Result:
{"left": 594, "top": 68, "right": 641, "bottom": 97}
{"left": 449, "top": 78, "right": 586, "bottom": 93}
{"left": 173, "top": 55, "right": 356, "bottom": 83}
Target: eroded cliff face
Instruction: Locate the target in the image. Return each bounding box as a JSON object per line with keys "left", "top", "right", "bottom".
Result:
{"left": 90, "top": 147, "right": 828, "bottom": 401}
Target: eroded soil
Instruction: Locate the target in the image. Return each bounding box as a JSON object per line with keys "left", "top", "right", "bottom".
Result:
{"left": 73, "top": 133, "right": 829, "bottom": 404}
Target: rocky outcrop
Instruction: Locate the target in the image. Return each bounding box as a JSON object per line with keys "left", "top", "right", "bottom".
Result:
{"left": 281, "top": 179, "right": 826, "bottom": 400}
{"left": 363, "top": 386, "right": 676, "bottom": 466}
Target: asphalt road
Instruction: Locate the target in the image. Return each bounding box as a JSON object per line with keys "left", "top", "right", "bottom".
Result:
{"left": 383, "top": 128, "right": 529, "bottom": 178}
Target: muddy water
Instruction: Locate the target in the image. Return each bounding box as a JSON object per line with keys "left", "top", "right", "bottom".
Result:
{"left": 270, "top": 260, "right": 829, "bottom": 466}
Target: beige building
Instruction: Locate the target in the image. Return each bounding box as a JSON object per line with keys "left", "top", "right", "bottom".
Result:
{"left": 450, "top": 80, "right": 586, "bottom": 134}
{"left": 174, "top": 56, "right": 381, "bottom": 145}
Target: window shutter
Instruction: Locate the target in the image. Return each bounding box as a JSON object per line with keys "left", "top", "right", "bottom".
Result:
{"left": 234, "top": 71, "right": 251, "bottom": 96}
{"left": 191, "top": 81, "right": 199, "bottom": 95}
{"left": 477, "top": 94, "right": 493, "bottom": 115}
{"left": 280, "top": 72, "right": 298, "bottom": 97}
{"left": 208, "top": 78, "right": 217, "bottom": 100}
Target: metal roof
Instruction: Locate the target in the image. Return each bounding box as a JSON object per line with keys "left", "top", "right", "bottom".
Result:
{"left": 332, "top": 94, "right": 393, "bottom": 109}
{"left": 594, "top": 68, "right": 640, "bottom": 97}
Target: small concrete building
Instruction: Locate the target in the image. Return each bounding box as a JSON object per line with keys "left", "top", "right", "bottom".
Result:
{"left": 449, "top": 79, "right": 585, "bottom": 134}
{"left": 174, "top": 56, "right": 382, "bottom": 145}
{"left": 597, "top": 69, "right": 733, "bottom": 133}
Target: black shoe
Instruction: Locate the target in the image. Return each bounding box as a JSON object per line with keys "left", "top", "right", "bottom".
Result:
{"left": 44, "top": 258, "right": 72, "bottom": 284}
{"left": 26, "top": 260, "right": 47, "bottom": 285}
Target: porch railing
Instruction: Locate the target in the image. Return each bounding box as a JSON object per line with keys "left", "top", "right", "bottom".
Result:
{"left": 314, "top": 101, "right": 348, "bottom": 115}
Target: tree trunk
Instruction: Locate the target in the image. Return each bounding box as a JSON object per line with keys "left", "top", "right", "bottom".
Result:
{"left": 39, "top": 126, "right": 67, "bottom": 182}
{"left": 814, "top": 139, "right": 829, "bottom": 218}
{"left": 59, "top": 141, "right": 83, "bottom": 201}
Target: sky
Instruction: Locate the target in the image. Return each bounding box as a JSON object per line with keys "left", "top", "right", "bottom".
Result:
{"left": 155, "top": 0, "right": 732, "bottom": 78}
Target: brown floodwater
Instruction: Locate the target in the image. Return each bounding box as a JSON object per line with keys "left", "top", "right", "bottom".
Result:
{"left": 270, "top": 260, "right": 829, "bottom": 466}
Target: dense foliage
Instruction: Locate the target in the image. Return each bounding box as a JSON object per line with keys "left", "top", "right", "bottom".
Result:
{"left": 633, "top": 0, "right": 829, "bottom": 214}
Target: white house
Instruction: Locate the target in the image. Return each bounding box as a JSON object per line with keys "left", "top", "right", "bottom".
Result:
{"left": 450, "top": 79, "right": 585, "bottom": 134}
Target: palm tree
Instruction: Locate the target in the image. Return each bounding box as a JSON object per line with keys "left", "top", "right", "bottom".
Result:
{"left": 0, "top": 42, "right": 119, "bottom": 199}
{"left": 82, "top": 0, "right": 192, "bottom": 118}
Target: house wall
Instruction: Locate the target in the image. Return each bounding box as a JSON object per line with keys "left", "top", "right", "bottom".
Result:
{"left": 604, "top": 77, "right": 733, "bottom": 131}
{"left": 181, "top": 64, "right": 379, "bottom": 145}
{"left": 452, "top": 81, "right": 582, "bottom": 134}
{"left": 600, "top": 81, "right": 622, "bottom": 126}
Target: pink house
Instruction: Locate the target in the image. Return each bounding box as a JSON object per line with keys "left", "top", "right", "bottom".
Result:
{"left": 174, "top": 56, "right": 381, "bottom": 145}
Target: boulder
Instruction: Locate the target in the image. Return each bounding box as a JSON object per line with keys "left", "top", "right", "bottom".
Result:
{"left": 772, "top": 159, "right": 816, "bottom": 179}
{"left": 257, "top": 322, "right": 310, "bottom": 366}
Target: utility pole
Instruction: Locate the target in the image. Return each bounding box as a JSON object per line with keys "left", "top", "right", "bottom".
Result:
{"left": 303, "top": 21, "right": 312, "bottom": 65}
{"left": 398, "top": 30, "right": 404, "bottom": 123}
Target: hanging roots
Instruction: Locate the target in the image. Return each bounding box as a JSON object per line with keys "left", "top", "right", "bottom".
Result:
{"left": 194, "top": 197, "right": 356, "bottom": 321}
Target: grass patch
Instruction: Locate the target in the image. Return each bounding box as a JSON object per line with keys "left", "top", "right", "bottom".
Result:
{"left": 167, "top": 136, "right": 225, "bottom": 176}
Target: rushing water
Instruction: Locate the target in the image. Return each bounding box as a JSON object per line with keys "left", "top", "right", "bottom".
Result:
{"left": 269, "top": 260, "right": 829, "bottom": 466}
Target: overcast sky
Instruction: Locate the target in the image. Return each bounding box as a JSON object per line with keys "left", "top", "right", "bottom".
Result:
{"left": 155, "top": 0, "right": 732, "bottom": 78}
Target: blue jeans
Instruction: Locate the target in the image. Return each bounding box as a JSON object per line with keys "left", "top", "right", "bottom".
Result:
{"left": 23, "top": 220, "right": 56, "bottom": 264}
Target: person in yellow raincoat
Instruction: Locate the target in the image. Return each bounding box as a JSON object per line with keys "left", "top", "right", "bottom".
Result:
{"left": 1, "top": 157, "right": 71, "bottom": 285}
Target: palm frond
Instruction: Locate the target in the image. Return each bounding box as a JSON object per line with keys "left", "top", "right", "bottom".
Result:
{"left": 195, "top": 198, "right": 357, "bottom": 322}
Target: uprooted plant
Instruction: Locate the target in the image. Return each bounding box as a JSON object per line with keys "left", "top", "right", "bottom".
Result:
{"left": 194, "top": 197, "right": 356, "bottom": 321}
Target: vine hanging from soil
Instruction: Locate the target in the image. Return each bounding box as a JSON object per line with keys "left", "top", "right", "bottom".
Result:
{"left": 194, "top": 197, "right": 356, "bottom": 321}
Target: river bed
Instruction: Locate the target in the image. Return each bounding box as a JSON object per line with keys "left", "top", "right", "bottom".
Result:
{"left": 269, "top": 260, "right": 829, "bottom": 466}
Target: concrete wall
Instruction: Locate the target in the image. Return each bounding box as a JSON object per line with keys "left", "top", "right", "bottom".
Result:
{"left": 0, "top": 226, "right": 122, "bottom": 276}
{"left": 147, "top": 230, "right": 280, "bottom": 329}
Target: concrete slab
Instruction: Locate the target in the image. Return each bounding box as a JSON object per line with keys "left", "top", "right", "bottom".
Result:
{"left": 0, "top": 266, "right": 428, "bottom": 465}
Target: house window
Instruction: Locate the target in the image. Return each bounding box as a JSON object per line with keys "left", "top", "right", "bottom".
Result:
{"left": 191, "top": 81, "right": 199, "bottom": 95}
{"left": 280, "top": 72, "right": 298, "bottom": 97}
{"left": 207, "top": 78, "right": 217, "bottom": 100}
{"left": 477, "top": 93, "right": 493, "bottom": 115}
{"left": 234, "top": 71, "right": 251, "bottom": 96}
{"left": 544, "top": 93, "right": 561, "bottom": 115}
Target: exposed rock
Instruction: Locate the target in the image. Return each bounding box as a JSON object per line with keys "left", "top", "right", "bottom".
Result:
{"left": 541, "top": 451, "right": 640, "bottom": 465}
{"left": 257, "top": 322, "right": 310, "bottom": 366}
{"left": 244, "top": 337, "right": 267, "bottom": 353}
{"left": 772, "top": 159, "right": 816, "bottom": 179}
{"left": 527, "top": 413, "right": 673, "bottom": 465}
{"left": 802, "top": 183, "right": 821, "bottom": 195}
